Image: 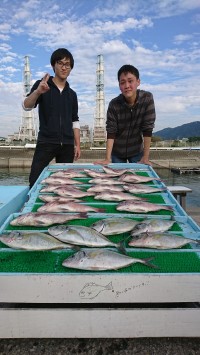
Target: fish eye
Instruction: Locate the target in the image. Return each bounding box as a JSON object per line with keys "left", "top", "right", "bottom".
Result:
{"left": 134, "top": 235, "right": 141, "bottom": 240}
{"left": 16, "top": 232, "right": 23, "bottom": 240}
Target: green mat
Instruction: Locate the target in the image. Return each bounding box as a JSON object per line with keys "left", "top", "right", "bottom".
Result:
{"left": 0, "top": 249, "right": 199, "bottom": 274}
{"left": 1, "top": 168, "right": 197, "bottom": 275}
{"left": 36, "top": 193, "right": 165, "bottom": 204}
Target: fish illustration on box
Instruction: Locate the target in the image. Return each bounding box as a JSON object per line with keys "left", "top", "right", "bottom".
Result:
{"left": 79, "top": 282, "right": 113, "bottom": 299}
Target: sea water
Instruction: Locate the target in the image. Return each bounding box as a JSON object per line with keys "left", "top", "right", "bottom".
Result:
{"left": 0, "top": 167, "right": 199, "bottom": 208}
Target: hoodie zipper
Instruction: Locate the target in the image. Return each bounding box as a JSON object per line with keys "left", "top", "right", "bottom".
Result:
{"left": 59, "top": 90, "right": 63, "bottom": 145}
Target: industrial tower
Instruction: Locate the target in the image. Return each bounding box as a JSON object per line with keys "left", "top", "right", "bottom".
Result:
{"left": 18, "top": 56, "right": 37, "bottom": 142}
{"left": 93, "top": 54, "right": 106, "bottom": 144}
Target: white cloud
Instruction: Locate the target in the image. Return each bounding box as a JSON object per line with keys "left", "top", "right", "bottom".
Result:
{"left": 0, "top": 0, "right": 199, "bottom": 136}
{"left": 174, "top": 34, "right": 193, "bottom": 44}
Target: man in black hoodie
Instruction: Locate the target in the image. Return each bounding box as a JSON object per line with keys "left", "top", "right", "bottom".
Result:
{"left": 23, "top": 48, "right": 81, "bottom": 188}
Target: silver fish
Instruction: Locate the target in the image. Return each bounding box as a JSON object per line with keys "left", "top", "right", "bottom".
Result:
{"left": 102, "top": 166, "right": 130, "bottom": 176}
{"left": 91, "top": 217, "right": 140, "bottom": 236}
{"left": 48, "top": 225, "right": 122, "bottom": 249}
{"left": 79, "top": 282, "right": 113, "bottom": 299}
{"left": 38, "top": 201, "right": 105, "bottom": 213}
{"left": 84, "top": 169, "right": 114, "bottom": 178}
{"left": 87, "top": 185, "right": 124, "bottom": 193}
{"left": 10, "top": 212, "right": 87, "bottom": 226}
{"left": 116, "top": 201, "right": 173, "bottom": 213}
{"left": 54, "top": 187, "right": 94, "bottom": 198}
{"left": 123, "top": 184, "right": 166, "bottom": 194}
{"left": 41, "top": 177, "right": 83, "bottom": 185}
{"left": 89, "top": 178, "right": 121, "bottom": 185}
{"left": 130, "top": 219, "right": 176, "bottom": 236}
{"left": 94, "top": 191, "right": 145, "bottom": 202}
{"left": 62, "top": 248, "right": 157, "bottom": 271}
{"left": 40, "top": 184, "right": 82, "bottom": 193}
{"left": 0, "top": 231, "right": 74, "bottom": 250}
{"left": 51, "top": 171, "right": 85, "bottom": 178}
{"left": 38, "top": 195, "right": 80, "bottom": 203}
{"left": 40, "top": 185, "right": 67, "bottom": 193}
{"left": 119, "top": 174, "right": 161, "bottom": 184}
{"left": 128, "top": 232, "right": 200, "bottom": 249}
{"left": 48, "top": 168, "right": 83, "bottom": 173}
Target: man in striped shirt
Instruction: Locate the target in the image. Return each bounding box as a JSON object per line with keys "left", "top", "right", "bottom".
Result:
{"left": 95, "top": 64, "right": 156, "bottom": 165}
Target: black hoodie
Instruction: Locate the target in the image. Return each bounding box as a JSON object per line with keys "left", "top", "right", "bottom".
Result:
{"left": 28, "top": 76, "right": 79, "bottom": 144}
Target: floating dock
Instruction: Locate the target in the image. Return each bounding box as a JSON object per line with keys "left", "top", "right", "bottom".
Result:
{"left": 171, "top": 167, "right": 200, "bottom": 174}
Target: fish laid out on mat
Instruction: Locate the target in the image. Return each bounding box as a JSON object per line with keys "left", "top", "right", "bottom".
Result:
{"left": 0, "top": 231, "right": 75, "bottom": 251}
{"left": 123, "top": 184, "right": 166, "bottom": 194}
{"left": 54, "top": 187, "right": 95, "bottom": 198}
{"left": 40, "top": 184, "right": 83, "bottom": 193}
{"left": 51, "top": 171, "right": 86, "bottom": 178}
{"left": 62, "top": 248, "right": 158, "bottom": 271}
{"left": 38, "top": 195, "right": 81, "bottom": 203}
{"left": 84, "top": 169, "right": 114, "bottom": 178}
{"left": 40, "top": 177, "right": 84, "bottom": 185}
{"left": 10, "top": 212, "right": 87, "bottom": 227}
{"left": 119, "top": 174, "right": 161, "bottom": 184}
{"left": 128, "top": 232, "right": 200, "bottom": 249}
{"left": 130, "top": 219, "right": 176, "bottom": 236}
{"left": 94, "top": 191, "right": 146, "bottom": 202}
{"left": 88, "top": 178, "right": 122, "bottom": 185}
{"left": 87, "top": 184, "right": 124, "bottom": 193}
{"left": 91, "top": 217, "right": 140, "bottom": 236}
{"left": 102, "top": 166, "right": 135, "bottom": 176}
{"left": 116, "top": 201, "right": 173, "bottom": 213}
{"left": 38, "top": 201, "right": 105, "bottom": 213}
{"left": 48, "top": 225, "right": 125, "bottom": 251}
{"left": 40, "top": 185, "right": 70, "bottom": 193}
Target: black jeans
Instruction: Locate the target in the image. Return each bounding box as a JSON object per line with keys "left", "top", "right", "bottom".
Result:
{"left": 29, "top": 142, "right": 74, "bottom": 188}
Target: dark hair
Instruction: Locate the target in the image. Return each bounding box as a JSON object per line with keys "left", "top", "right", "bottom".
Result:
{"left": 50, "top": 48, "right": 74, "bottom": 69}
{"left": 118, "top": 65, "right": 139, "bottom": 81}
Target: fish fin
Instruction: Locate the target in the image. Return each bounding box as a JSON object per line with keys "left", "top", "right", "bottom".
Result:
{"left": 142, "top": 257, "right": 159, "bottom": 269}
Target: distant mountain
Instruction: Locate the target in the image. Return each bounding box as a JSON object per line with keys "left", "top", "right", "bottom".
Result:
{"left": 154, "top": 121, "right": 200, "bottom": 140}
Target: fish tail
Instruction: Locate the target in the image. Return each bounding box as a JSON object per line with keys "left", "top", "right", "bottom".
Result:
{"left": 195, "top": 239, "right": 200, "bottom": 245}
{"left": 105, "top": 282, "right": 113, "bottom": 290}
{"left": 141, "top": 257, "right": 159, "bottom": 269}
{"left": 96, "top": 208, "right": 105, "bottom": 213}
{"left": 79, "top": 213, "right": 88, "bottom": 219}
{"left": 73, "top": 245, "right": 81, "bottom": 251}
{"left": 117, "top": 240, "right": 127, "bottom": 255}
{"left": 124, "top": 234, "right": 134, "bottom": 245}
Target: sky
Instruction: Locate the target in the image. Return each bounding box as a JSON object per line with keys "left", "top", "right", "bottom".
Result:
{"left": 0, "top": 0, "right": 200, "bottom": 138}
